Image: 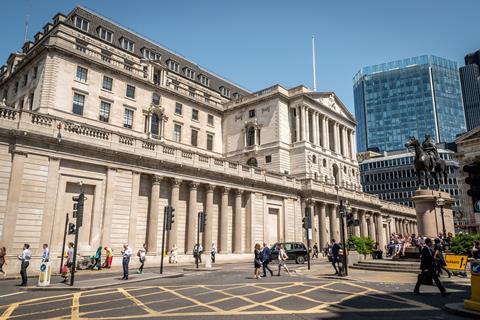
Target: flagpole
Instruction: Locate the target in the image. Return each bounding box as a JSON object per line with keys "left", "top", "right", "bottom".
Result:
{"left": 312, "top": 35, "right": 317, "bottom": 92}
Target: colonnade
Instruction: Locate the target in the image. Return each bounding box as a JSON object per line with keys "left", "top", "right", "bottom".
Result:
{"left": 292, "top": 105, "right": 356, "bottom": 159}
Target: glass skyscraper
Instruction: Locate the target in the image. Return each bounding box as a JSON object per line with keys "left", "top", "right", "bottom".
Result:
{"left": 353, "top": 55, "right": 466, "bottom": 152}
{"left": 459, "top": 50, "right": 480, "bottom": 131}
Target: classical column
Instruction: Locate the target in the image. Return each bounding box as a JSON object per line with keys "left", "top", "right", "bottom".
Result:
{"left": 318, "top": 202, "right": 328, "bottom": 249}
{"left": 329, "top": 204, "right": 339, "bottom": 241}
{"left": 186, "top": 181, "right": 199, "bottom": 253}
{"left": 101, "top": 167, "right": 117, "bottom": 246}
{"left": 305, "top": 108, "right": 310, "bottom": 143}
{"left": 300, "top": 106, "right": 307, "bottom": 141}
{"left": 322, "top": 117, "right": 328, "bottom": 149}
{"left": 220, "top": 187, "right": 230, "bottom": 253}
{"left": 334, "top": 123, "right": 341, "bottom": 154}
{"left": 352, "top": 208, "right": 360, "bottom": 237}
{"left": 39, "top": 156, "right": 60, "bottom": 248}
{"left": 342, "top": 126, "right": 348, "bottom": 156}
{"left": 312, "top": 112, "right": 319, "bottom": 146}
{"left": 234, "top": 189, "right": 244, "bottom": 253}
{"left": 360, "top": 210, "right": 368, "bottom": 237}
{"left": 128, "top": 172, "right": 141, "bottom": 249}
{"left": 147, "top": 175, "right": 161, "bottom": 253}
{"left": 308, "top": 201, "right": 317, "bottom": 245}
{"left": 246, "top": 192, "right": 255, "bottom": 251}
{"left": 295, "top": 108, "right": 300, "bottom": 142}
{"left": 203, "top": 184, "right": 215, "bottom": 249}
{"left": 167, "top": 178, "right": 181, "bottom": 251}
{"left": 368, "top": 213, "right": 376, "bottom": 241}
{"left": 375, "top": 213, "right": 385, "bottom": 250}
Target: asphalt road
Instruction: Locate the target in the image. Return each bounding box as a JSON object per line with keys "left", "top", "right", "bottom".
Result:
{"left": 0, "top": 262, "right": 472, "bottom": 319}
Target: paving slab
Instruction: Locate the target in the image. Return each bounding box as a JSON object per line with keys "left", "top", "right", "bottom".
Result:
{"left": 20, "top": 272, "right": 183, "bottom": 291}
{"left": 444, "top": 302, "right": 480, "bottom": 319}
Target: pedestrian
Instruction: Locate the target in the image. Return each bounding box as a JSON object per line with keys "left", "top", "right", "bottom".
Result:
{"left": 277, "top": 244, "right": 291, "bottom": 276}
{"left": 0, "top": 246, "right": 7, "bottom": 278}
{"left": 169, "top": 245, "right": 178, "bottom": 264}
{"left": 472, "top": 240, "right": 479, "bottom": 259}
{"left": 42, "top": 244, "right": 50, "bottom": 263}
{"left": 211, "top": 243, "right": 216, "bottom": 263}
{"left": 434, "top": 239, "right": 451, "bottom": 278}
{"left": 261, "top": 243, "right": 273, "bottom": 277}
{"left": 93, "top": 246, "right": 102, "bottom": 270}
{"left": 62, "top": 242, "right": 74, "bottom": 283}
{"left": 103, "top": 246, "right": 113, "bottom": 268}
{"left": 254, "top": 243, "right": 262, "bottom": 279}
{"left": 312, "top": 243, "right": 319, "bottom": 259}
{"left": 137, "top": 243, "right": 146, "bottom": 274}
{"left": 17, "top": 243, "right": 31, "bottom": 286}
{"left": 414, "top": 238, "right": 448, "bottom": 296}
{"left": 193, "top": 244, "right": 203, "bottom": 263}
{"left": 331, "top": 239, "right": 340, "bottom": 275}
{"left": 121, "top": 244, "right": 132, "bottom": 280}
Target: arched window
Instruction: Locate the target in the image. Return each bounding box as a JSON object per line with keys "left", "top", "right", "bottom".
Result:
{"left": 246, "top": 157, "right": 258, "bottom": 167}
{"left": 246, "top": 126, "right": 255, "bottom": 146}
{"left": 151, "top": 113, "right": 160, "bottom": 136}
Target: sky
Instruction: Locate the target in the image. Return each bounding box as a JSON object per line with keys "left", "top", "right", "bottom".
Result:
{"left": 2, "top": 0, "right": 479, "bottom": 112}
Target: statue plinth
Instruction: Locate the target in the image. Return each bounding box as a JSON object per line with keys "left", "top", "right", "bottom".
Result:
{"left": 412, "top": 189, "right": 455, "bottom": 238}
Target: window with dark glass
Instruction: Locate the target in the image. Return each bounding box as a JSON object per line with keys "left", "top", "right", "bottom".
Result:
{"left": 76, "top": 66, "right": 88, "bottom": 82}
{"left": 151, "top": 113, "right": 160, "bottom": 136}
{"left": 120, "top": 38, "right": 134, "bottom": 52}
{"left": 123, "top": 108, "right": 134, "bottom": 129}
{"left": 207, "top": 114, "right": 214, "bottom": 126}
{"left": 98, "top": 27, "right": 113, "bottom": 42}
{"left": 246, "top": 126, "right": 255, "bottom": 146}
{"left": 126, "top": 84, "right": 135, "bottom": 99}
{"left": 207, "top": 134, "right": 213, "bottom": 151}
{"left": 249, "top": 109, "right": 255, "bottom": 118}
{"left": 28, "top": 93, "right": 34, "bottom": 110}
{"left": 192, "top": 109, "right": 199, "bottom": 121}
{"left": 167, "top": 60, "right": 180, "bottom": 73}
{"left": 199, "top": 75, "right": 210, "bottom": 87}
{"left": 14, "top": 82, "right": 19, "bottom": 93}
{"left": 265, "top": 155, "right": 272, "bottom": 163}
{"left": 74, "top": 16, "right": 89, "bottom": 32}
{"left": 99, "top": 101, "right": 110, "bottom": 122}
{"left": 23, "top": 74, "right": 28, "bottom": 86}
{"left": 72, "top": 93, "right": 85, "bottom": 115}
{"left": 173, "top": 124, "right": 182, "bottom": 142}
{"left": 175, "top": 102, "right": 182, "bottom": 115}
{"left": 191, "top": 129, "right": 198, "bottom": 146}
{"left": 152, "top": 93, "right": 160, "bottom": 106}
{"left": 33, "top": 66, "right": 38, "bottom": 79}
{"left": 102, "top": 76, "right": 113, "bottom": 91}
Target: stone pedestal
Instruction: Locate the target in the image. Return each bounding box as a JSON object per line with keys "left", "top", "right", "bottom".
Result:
{"left": 412, "top": 189, "right": 455, "bottom": 238}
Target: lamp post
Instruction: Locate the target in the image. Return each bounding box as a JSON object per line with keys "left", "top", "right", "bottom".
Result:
{"left": 335, "top": 185, "right": 350, "bottom": 276}
{"left": 436, "top": 197, "right": 446, "bottom": 239}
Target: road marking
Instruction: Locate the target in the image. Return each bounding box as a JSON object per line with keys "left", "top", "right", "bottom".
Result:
{"left": 0, "top": 303, "right": 19, "bottom": 320}
{"left": 71, "top": 292, "right": 81, "bottom": 320}
{"left": 0, "top": 292, "right": 24, "bottom": 299}
{"left": 118, "top": 288, "right": 157, "bottom": 315}
{"left": 159, "top": 286, "right": 224, "bottom": 313}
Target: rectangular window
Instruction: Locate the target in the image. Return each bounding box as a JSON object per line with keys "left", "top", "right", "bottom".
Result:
{"left": 123, "top": 108, "right": 134, "bottom": 129}
{"left": 175, "top": 102, "right": 183, "bottom": 115}
{"left": 142, "top": 49, "right": 161, "bottom": 60}
{"left": 121, "top": 38, "right": 135, "bottom": 52}
{"left": 18, "top": 98, "right": 24, "bottom": 110}
{"left": 72, "top": 93, "right": 85, "bottom": 115}
{"left": 207, "top": 114, "right": 214, "bottom": 126}
{"left": 191, "top": 129, "right": 198, "bottom": 146}
{"left": 23, "top": 74, "right": 28, "bottom": 86}
{"left": 167, "top": 60, "right": 180, "bottom": 73}
{"left": 265, "top": 155, "right": 272, "bottom": 163}
{"left": 74, "top": 16, "right": 89, "bottom": 32}
{"left": 14, "top": 82, "right": 19, "bottom": 93}
{"left": 249, "top": 109, "right": 255, "bottom": 118}
{"left": 126, "top": 84, "right": 135, "bottom": 99}
{"left": 207, "top": 134, "right": 213, "bottom": 151}
{"left": 33, "top": 66, "right": 38, "bottom": 79}
{"left": 76, "top": 66, "right": 88, "bottom": 82}
{"left": 184, "top": 68, "right": 195, "bottom": 79}
{"left": 152, "top": 93, "right": 160, "bottom": 106}
{"left": 102, "top": 76, "right": 113, "bottom": 91}
{"left": 99, "top": 101, "right": 111, "bottom": 122}
{"left": 2, "top": 88, "right": 7, "bottom": 100}
{"left": 173, "top": 124, "right": 182, "bottom": 142}
{"left": 199, "top": 75, "right": 210, "bottom": 87}
{"left": 28, "top": 93, "right": 34, "bottom": 110}
{"left": 220, "top": 87, "right": 231, "bottom": 98}
{"left": 192, "top": 109, "right": 199, "bottom": 121}
{"left": 98, "top": 27, "right": 113, "bottom": 42}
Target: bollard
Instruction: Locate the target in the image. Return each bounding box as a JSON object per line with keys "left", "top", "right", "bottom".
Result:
{"left": 464, "top": 259, "right": 480, "bottom": 312}
{"left": 38, "top": 262, "right": 52, "bottom": 287}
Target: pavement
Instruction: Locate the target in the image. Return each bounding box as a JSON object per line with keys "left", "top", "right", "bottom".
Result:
{"left": 0, "top": 258, "right": 475, "bottom": 319}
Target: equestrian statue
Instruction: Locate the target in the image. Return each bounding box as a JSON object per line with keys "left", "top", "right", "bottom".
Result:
{"left": 404, "top": 134, "right": 447, "bottom": 189}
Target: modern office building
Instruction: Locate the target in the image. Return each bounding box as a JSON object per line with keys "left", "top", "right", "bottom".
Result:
{"left": 353, "top": 55, "right": 466, "bottom": 152}
{"left": 459, "top": 50, "right": 480, "bottom": 131}
{"left": 0, "top": 6, "right": 415, "bottom": 273}
{"left": 358, "top": 145, "right": 467, "bottom": 232}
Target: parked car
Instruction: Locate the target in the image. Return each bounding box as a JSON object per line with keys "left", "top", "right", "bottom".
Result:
{"left": 270, "top": 242, "right": 308, "bottom": 264}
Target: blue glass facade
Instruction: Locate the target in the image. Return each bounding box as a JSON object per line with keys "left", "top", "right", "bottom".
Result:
{"left": 353, "top": 55, "right": 466, "bottom": 152}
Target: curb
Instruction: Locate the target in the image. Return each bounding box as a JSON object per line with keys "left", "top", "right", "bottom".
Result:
{"left": 444, "top": 302, "right": 480, "bottom": 319}
{"left": 183, "top": 267, "right": 221, "bottom": 272}
{"left": 19, "top": 272, "right": 184, "bottom": 291}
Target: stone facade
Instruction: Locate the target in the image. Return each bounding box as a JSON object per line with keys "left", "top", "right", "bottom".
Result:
{"left": 0, "top": 6, "right": 416, "bottom": 272}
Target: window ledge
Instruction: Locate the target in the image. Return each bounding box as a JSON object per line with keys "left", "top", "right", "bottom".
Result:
{"left": 74, "top": 79, "right": 88, "bottom": 85}
{"left": 125, "top": 96, "right": 136, "bottom": 102}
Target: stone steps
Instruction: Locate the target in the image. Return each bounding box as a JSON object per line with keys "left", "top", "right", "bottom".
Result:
{"left": 351, "top": 259, "right": 420, "bottom": 274}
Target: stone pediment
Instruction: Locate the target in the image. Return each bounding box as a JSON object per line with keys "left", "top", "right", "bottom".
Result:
{"left": 455, "top": 127, "right": 480, "bottom": 144}
{"left": 306, "top": 92, "right": 356, "bottom": 123}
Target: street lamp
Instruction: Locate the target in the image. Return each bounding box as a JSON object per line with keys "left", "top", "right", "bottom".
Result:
{"left": 436, "top": 197, "right": 446, "bottom": 239}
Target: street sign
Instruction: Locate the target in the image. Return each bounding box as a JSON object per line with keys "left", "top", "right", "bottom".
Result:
{"left": 445, "top": 254, "right": 468, "bottom": 271}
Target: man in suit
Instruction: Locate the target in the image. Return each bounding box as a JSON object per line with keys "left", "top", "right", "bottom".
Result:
{"left": 414, "top": 238, "right": 448, "bottom": 296}
{"left": 261, "top": 243, "right": 273, "bottom": 277}
{"left": 331, "top": 239, "right": 341, "bottom": 275}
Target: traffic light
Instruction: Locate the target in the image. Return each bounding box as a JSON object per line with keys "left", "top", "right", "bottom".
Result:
{"left": 199, "top": 211, "right": 206, "bottom": 233}
{"left": 346, "top": 213, "right": 354, "bottom": 227}
{"left": 72, "top": 192, "right": 85, "bottom": 227}
{"left": 464, "top": 162, "right": 480, "bottom": 213}
{"left": 68, "top": 223, "right": 76, "bottom": 235}
{"left": 302, "top": 207, "right": 312, "bottom": 229}
{"left": 165, "top": 206, "right": 175, "bottom": 231}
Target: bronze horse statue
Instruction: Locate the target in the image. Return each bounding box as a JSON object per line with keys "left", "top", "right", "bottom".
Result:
{"left": 404, "top": 136, "right": 447, "bottom": 189}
